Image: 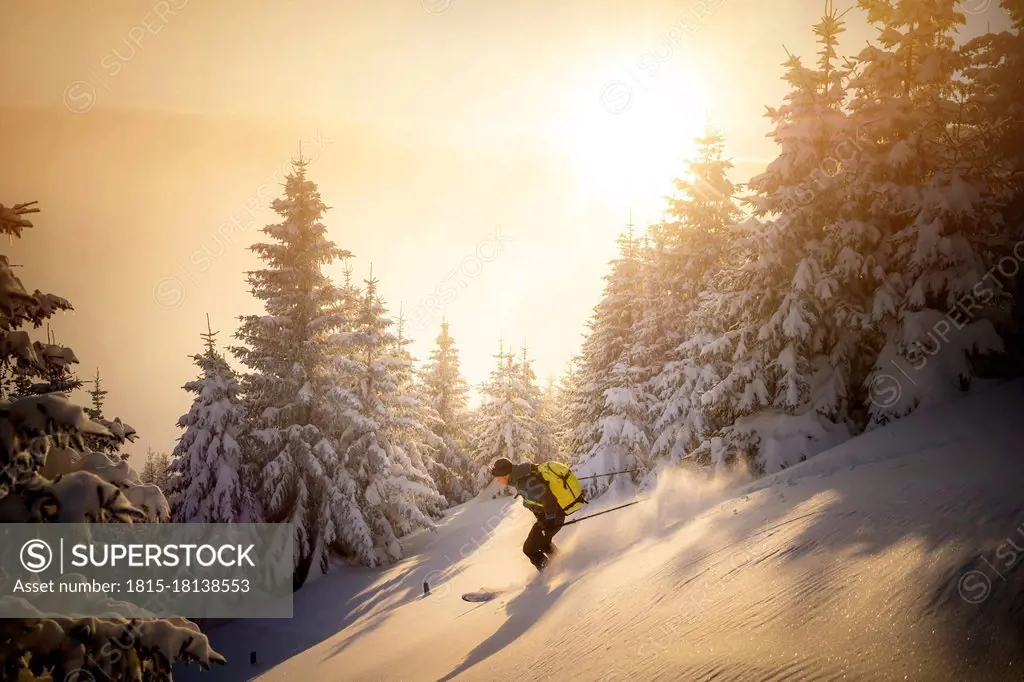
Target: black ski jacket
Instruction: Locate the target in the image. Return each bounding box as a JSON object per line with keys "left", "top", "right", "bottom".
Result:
{"left": 509, "top": 463, "right": 563, "bottom": 522}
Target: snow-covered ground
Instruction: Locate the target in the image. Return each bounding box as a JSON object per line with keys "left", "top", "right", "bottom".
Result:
{"left": 178, "top": 379, "right": 1024, "bottom": 681}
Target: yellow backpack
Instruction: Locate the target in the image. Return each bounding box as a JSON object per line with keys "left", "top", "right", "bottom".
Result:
{"left": 536, "top": 461, "right": 586, "bottom": 515}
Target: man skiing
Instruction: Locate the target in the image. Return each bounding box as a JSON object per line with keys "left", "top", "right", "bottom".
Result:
{"left": 490, "top": 457, "right": 580, "bottom": 571}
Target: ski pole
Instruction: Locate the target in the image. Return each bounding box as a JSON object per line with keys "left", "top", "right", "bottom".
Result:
{"left": 562, "top": 497, "right": 650, "bottom": 526}
{"left": 576, "top": 468, "right": 642, "bottom": 481}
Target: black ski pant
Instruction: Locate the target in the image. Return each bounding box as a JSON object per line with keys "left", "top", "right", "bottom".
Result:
{"left": 524, "top": 512, "right": 564, "bottom": 569}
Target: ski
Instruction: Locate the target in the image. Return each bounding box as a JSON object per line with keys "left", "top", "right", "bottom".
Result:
{"left": 461, "top": 590, "right": 503, "bottom": 602}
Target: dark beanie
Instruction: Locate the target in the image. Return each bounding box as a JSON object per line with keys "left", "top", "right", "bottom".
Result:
{"left": 490, "top": 457, "right": 513, "bottom": 476}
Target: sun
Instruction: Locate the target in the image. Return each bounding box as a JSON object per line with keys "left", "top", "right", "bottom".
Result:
{"left": 550, "top": 69, "right": 710, "bottom": 224}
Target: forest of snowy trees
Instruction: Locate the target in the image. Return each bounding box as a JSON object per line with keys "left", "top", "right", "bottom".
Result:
{"left": 162, "top": 156, "right": 571, "bottom": 589}
{"left": 565, "top": 1, "right": 1024, "bottom": 488}
{"left": 1, "top": 5, "right": 1022, "bottom": 677}
{"left": 161, "top": 0, "right": 1023, "bottom": 589}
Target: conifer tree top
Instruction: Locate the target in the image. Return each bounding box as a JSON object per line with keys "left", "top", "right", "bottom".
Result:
{"left": 201, "top": 313, "right": 219, "bottom": 356}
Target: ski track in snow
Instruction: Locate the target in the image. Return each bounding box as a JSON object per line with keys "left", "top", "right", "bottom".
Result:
{"left": 177, "top": 379, "right": 1024, "bottom": 682}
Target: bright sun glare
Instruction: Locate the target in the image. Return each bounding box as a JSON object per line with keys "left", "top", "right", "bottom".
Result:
{"left": 554, "top": 70, "right": 709, "bottom": 223}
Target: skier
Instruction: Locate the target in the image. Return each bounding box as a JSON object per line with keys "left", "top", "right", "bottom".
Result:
{"left": 490, "top": 457, "right": 582, "bottom": 571}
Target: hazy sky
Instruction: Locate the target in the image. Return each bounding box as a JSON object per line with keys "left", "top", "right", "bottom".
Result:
{"left": 0, "top": 0, "right": 1009, "bottom": 463}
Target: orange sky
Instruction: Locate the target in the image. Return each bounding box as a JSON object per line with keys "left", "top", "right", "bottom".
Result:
{"left": 0, "top": 0, "right": 1008, "bottom": 463}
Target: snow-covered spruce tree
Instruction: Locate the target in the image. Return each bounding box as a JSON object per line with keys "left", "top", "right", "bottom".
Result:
{"left": 471, "top": 338, "right": 511, "bottom": 480}
{"left": 231, "top": 157, "right": 357, "bottom": 588}
{"left": 570, "top": 226, "right": 649, "bottom": 493}
{"left": 564, "top": 225, "right": 642, "bottom": 464}
{"left": 845, "top": 0, "right": 1006, "bottom": 428}
{"left": 330, "top": 273, "right": 444, "bottom": 565}
{"left": 167, "top": 317, "right": 252, "bottom": 523}
{"left": 420, "top": 318, "right": 478, "bottom": 503}
{"left": 472, "top": 339, "right": 539, "bottom": 492}
{"left": 383, "top": 308, "right": 449, "bottom": 518}
{"left": 501, "top": 348, "right": 540, "bottom": 464}
{"left": 516, "top": 344, "right": 552, "bottom": 461}
{"left": 963, "top": 0, "right": 1024, "bottom": 362}
{"left": 628, "top": 229, "right": 676, "bottom": 434}
{"left": 693, "top": 7, "right": 866, "bottom": 474}
{"left": 643, "top": 126, "right": 743, "bottom": 467}
{"left": 0, "top": 201, "right": 222, "bottom": 679}
{"left": 338, "top": 259, "right": 363, "bottom": 324}
{"left": 963, "top": 0, "right": 1024, "bottom": 200}
{"left": 536, "top": 373, "right": 563, "bottom": 463}
{"left": 553, "top": 355, "right": 586, "bottom": 459}
{"left": 580, "top": 358, "right": 652, "bottom": 500}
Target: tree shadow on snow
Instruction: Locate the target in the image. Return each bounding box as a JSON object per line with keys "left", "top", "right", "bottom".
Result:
{"left": 177, "top": 501, "right": 518, "bottom": 680}
{"left": 321, "top": 504, "right": 519, "bottom": 659}
{"left": 172, "top": 546, "right": 474, "bottom": 681}
{"left": 435, "top": 578, "right": 571, "bottom": 682}
{"left": 320, "top": 564, "right": 473, "bottom": 660}
{"left": 171, "top": 563, "right": 404, "bottom": 682}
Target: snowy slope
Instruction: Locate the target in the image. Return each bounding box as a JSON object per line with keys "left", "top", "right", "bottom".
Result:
{"left": 180, "top": 379, "right": 1024, "bottom": 681}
